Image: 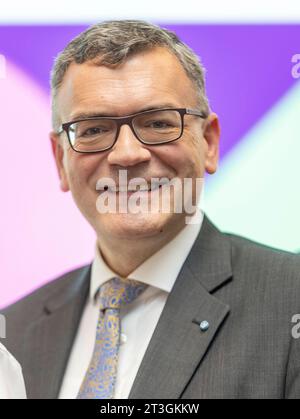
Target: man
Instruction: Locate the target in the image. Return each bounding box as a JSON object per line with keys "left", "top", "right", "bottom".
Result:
{"left": 1, "top": 20, "right": 300, "bottom": 399}
{"left": 0, "top": 343, "right": 26, "bottom": 399}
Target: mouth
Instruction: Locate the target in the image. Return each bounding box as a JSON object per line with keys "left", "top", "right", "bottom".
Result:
{"left": 97, "top": 178, "right": 171, "bottom": 194}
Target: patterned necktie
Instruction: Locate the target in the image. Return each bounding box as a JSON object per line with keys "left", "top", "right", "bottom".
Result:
{"left": 77, "top": 276, "right": 148, "bottom": 399}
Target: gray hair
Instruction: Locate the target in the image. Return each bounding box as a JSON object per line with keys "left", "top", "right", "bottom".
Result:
{"left": 50, "top": 20, "right": 210, "bottom": 131}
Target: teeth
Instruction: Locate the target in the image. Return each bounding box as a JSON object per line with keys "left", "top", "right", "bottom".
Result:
{"left": 100, "top": 179, "right": 171, "bottom": 192}
{"left": 118, "top": 186, "right": 128, "bottom": 192}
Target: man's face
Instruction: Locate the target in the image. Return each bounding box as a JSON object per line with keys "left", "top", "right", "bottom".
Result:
{"left": 50, "top": 47, "right": 220, "bottom": 242}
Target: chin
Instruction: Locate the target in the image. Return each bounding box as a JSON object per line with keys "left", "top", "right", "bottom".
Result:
{"left": 96, "top": 211, "right": 175, "bottom": 240}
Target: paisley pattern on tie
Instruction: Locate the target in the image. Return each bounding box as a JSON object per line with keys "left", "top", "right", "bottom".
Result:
{"left": 77, "top": 277, "right": 147, "bottom": 399}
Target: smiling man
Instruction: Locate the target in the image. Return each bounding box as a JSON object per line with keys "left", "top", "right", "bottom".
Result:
{"left": 52, "top": 41, "right": 214, "bottom": 277}
{"left": 2, "top": 20, "right": 300, "bottom": 399}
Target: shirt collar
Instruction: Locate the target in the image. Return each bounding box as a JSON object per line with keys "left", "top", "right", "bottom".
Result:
{"left": 90, "top": 209, "right": 204, "bottom": 301}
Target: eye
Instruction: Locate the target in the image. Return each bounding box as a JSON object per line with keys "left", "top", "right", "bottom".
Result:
{"left": 82, "top": 126, "right": 109, "bottom": 137}
{"left": 147, "top": 120, "right": 174, "bottom": 129}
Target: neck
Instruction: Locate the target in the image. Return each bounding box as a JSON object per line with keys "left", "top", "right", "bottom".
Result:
{"left": 97, "top": 220, "right": 186, "bottom": 278}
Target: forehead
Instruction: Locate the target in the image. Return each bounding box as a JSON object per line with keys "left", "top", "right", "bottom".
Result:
{"left": 56, "top": 47, "right": 198, "bottom": 121}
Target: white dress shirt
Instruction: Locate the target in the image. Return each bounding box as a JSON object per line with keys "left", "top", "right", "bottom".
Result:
{"left": 59, "top": 209, "right": 204, "bottom": 399}
{"left": 0, "top": 343, "right": 26, "bottom": 399}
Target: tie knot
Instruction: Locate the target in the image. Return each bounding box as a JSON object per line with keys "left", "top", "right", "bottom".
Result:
{"left": 99, "top": 277, "right": 147, "bottom": 311}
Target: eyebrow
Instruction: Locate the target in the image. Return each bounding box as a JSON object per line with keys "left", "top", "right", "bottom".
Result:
{"left": 68, "top": 104, "right": 178, "bottom": 122}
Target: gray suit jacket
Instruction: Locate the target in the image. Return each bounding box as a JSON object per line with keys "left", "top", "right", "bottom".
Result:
{"left": 1, "top": 216, "right": 300, "bottom": 399}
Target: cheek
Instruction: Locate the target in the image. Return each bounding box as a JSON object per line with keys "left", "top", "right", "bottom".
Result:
{"left": 190, "top": 138, "right": 205, "bottom": 175}
{"left": 158, "top": 136, "right": 203, "bottom": 178}
{"left": 66, "top": 152, "right": 102, "bottom": 191}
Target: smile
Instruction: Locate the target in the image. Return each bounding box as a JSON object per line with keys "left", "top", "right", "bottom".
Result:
{"left": 97, "top": 178, "right": 171, "bottom": 194}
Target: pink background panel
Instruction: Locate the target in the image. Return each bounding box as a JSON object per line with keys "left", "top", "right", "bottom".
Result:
{"left": 0, "top": 60, "right": 94, "bottom": 308}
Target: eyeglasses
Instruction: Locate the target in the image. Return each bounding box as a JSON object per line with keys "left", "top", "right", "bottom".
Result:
{"left": 58, "top": 108, "right": 208, "bottom": 153}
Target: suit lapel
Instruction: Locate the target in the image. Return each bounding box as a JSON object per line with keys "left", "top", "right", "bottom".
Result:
{"left": 22, "top": 266, "right": 91, "bottom": 399}
{"left": 129, "top": 216, "right": 232, "bottom": 399}
{"left": 20, "top": 217, "right": 231, "bottom": 399}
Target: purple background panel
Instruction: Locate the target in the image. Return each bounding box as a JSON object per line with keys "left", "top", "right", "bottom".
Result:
{"left": 0, "top": 25, "right": 299, "bottom": 158}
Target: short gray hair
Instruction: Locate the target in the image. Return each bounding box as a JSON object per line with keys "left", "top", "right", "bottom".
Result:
{"left": 50, "top": 20, "right": 210, "bottom": 130}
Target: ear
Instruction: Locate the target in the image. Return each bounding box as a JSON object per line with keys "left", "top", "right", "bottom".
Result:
{"left": 49, "top": 131, "right": 70, "bottom": 192}
{"left": 203, "top": 113, "right": 220, "bottom": 175}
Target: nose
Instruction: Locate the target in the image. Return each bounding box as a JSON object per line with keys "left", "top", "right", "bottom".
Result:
{"left": 107, "top": 124, "right": 151, "bottom": 167}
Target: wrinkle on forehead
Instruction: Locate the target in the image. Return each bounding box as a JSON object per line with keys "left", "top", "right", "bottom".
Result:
{"left": 57, "top": 47, "right": 198, "bottom": 121}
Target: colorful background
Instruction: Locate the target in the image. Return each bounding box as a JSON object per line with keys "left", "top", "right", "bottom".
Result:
{"left": 1, "top": 2, "right": 300, "bottom": 307}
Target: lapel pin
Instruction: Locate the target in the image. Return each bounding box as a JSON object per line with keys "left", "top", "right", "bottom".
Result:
{"left": 199, "top": 320, "right": 210, "bottom": 332}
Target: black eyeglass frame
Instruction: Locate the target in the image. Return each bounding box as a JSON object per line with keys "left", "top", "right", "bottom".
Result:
{"left": 58, "top": 108, "right": 208, "bottom": 154}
